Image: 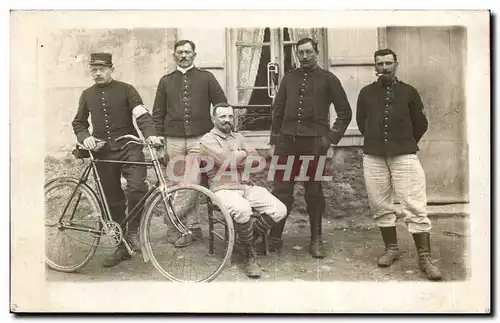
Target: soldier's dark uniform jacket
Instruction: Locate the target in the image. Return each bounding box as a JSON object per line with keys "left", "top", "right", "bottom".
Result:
{"left": 356, "top": 77, "right": 428, "bottom": 156}
{"left": 270, "top": 66, "right": 352, "bottom": 145}
{"left": 70, "top": 51, "right": 159, "bottom": 259}
{"left": 152, "top": 67, "right": 227, "bottom": 138}
{"left": 72, "top": 80, "right": 155, "bottom": 150}
{"left": 268, "top": 66, "right": 353, "bottom": 258}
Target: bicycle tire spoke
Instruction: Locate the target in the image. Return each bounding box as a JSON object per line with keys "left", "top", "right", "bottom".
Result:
{"left": 48, "top": 231, "right": 61, "bottom": 264}
{"left": 143, "top": 185, "right": 235, "bottom": 282}
{"left": 45, "top": 178, "right": 102, "bottom": 272}
{"left": 54, "top": 232, "right": 67, "bottom": 264}
{"left": 66, "top": 232, "right": 80, "bottom": 263}
{"left": 63, "top": 235, "right": 71, "bottom": 266}
{"left": 57, "top": 233, "right": 67, "bottom": 267}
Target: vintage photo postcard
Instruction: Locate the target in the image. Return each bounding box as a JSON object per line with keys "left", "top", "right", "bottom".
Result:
{"left": 10, "top": 9, "right": 490, "bottom": 313}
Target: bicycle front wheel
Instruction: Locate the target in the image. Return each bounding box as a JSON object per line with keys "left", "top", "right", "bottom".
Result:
{"left": 45, "top": 177, "right": 103, "bottom": 272}
{"left": 141, "top": 184, "right": 234, "bottom": 282}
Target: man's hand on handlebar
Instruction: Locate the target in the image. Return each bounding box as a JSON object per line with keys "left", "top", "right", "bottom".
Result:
{"left": 156, "top": 146, "right": 168, "bottom": 166}
{"left": 146, "top": 136, "right": 167, "bottom": 165}
{"left": 146, "top": 136, "right": 164, "bottom": 148}
{"left": 83, "top": 136, "right": 97, "bottom": 150}
{"left": 82, "top": 136, "right": 106, "bottom": 151}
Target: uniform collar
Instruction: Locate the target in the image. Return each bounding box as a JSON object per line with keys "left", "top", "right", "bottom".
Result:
{"left": 377, "top": 76, "right": 400, "bottom": 87}
{"left": 210, "top": 127, "right": 235, "bottom": 139}
{"left": 298, "top": 64, "right": 319, "bottom": 73}
{"left": 176, "top": 64, "right": 195, "bottom": 74}
{"left": 95, "top": 79, "right": 115, "bottom": 88}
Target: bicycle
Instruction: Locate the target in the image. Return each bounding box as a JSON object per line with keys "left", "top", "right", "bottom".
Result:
{"left": 44, "top": 134, "right": 235, "bottom": 282}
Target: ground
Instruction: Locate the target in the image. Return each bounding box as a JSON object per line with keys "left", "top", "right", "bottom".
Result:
{"left": 44, "top": 150, "right": 469, "bottom": 282}
{"left": 46, "top": 215, "right": 469, "bottom": 282}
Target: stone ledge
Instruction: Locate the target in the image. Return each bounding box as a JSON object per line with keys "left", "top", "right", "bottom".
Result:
{"left": 427, "top": 203, "right": 470, "bottom": 218}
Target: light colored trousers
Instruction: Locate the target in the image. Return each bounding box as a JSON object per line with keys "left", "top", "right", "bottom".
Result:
{"left": 215, "top": 185, "right": 287, "bottom": 224}
{"left": 362, "top": 153, "right": 431, "bottom": 233}
{"left": 165, "top": 136, "right": 203, "bottom": 229}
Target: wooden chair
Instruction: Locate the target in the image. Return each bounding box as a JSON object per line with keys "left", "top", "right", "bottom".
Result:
{"left": 207, "top": 199, "right": 270, "bottom": 256}
{"left": 198, "top": 164, "right": 270, "bottom": 256}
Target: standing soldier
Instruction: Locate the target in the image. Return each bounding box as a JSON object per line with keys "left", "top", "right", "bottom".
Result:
{"left": 152, "top": 40, "right": 227, "bottom": 247}
{"left": 269, "top": 38, "right": 352, "bottom": 258}
{"left": 72, "top": 53, "right": 163, "bottom": 267}
{"left": 356, "top": 48, "right": 442, "bottom": 281}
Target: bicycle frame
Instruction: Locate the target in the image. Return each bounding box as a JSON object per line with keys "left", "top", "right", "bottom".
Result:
{"left": 55, "top": 139, "right": 191, "bottom": 249}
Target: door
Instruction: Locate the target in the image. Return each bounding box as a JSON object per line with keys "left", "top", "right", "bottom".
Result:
{"left": 226, "top": 28, "right": 327, "bottom": 133}
{"left": 386, "top": 27, "right": 468, "bottom": 203}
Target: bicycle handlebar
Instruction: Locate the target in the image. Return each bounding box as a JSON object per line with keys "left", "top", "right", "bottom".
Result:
{"left": 116, "top": 134, "right": 144, "bottom": 144}
{"left": 77, "top": 135, "right": 163, "bottom": 153}
{"left": 116, "top": 134, "right": 146, "bottom": 149}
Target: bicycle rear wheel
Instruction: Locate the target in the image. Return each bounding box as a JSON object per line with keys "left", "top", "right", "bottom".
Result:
{"left": 141, "top": 184, "right": 234, "bottom": 282}
{"left": 44, "top": 177, "right": 103, "bottom": 272}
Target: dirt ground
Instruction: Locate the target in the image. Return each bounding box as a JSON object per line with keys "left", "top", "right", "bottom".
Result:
{"left": 46, "top": 214, "right": 469, "bottom": 282}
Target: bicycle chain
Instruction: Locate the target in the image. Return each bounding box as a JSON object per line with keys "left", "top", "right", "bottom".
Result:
{"left": 54, "top": 220, "right": 123, "bottom": 249}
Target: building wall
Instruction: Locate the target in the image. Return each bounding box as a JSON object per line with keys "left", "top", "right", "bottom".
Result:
{"left": 42, "top": 28, "right": 177, "bottom": 157}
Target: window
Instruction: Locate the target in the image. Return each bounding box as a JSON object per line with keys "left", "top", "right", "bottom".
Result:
{"left": 226, "top": 28, "right": 326, "bottom": 132}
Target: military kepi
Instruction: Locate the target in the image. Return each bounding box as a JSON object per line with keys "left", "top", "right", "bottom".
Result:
{"left": 90, "top": 53, "right": 113, "bottom": 66}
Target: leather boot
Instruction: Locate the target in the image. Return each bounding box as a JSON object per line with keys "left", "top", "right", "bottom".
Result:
{"left": 103, "top": 243, "right": 131, "bottom": 268}
{"left": 412, "top": 232, "right": 443, "bottom": 281}
{"left": 172, "top": 227, "right": 202, "bottom": 248}
{"left": 309, "top": 213, "right": 325, "bottom": 258}
{"left": 126, "top": 230, "right": 142, "bottom": 253}
{"left": 377, "top": 226, "right": 401, "bottom": 267}
{"left": 241, "top": 244, "right": 261, "bottom": 278}
{"left": 234, "top": 221, "right": 262, "bottom": 278}
{"left": 166, "top": 227, "right": 181, "bottom": 244}
{"left": 267, "top": 216, "right": 287, "bottom": 252}
{"left": 254, "top": 214, "right": 279, "bottom": 254}
{"left": 167, "top": 226, "right": 202, "bottom": 248}
{"left": 253, "top": 214, "right": 276, "bottom": 237}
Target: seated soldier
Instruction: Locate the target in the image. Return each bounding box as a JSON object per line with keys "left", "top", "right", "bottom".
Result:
{"left": 199, "top": 102, "right": 287, "bottom": 278}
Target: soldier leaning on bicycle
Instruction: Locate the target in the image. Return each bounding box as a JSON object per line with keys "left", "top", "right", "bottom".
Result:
{"left": 72, "top": 52, "right": 163, "bottom": 268}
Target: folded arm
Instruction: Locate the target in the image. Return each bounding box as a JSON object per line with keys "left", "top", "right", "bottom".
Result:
{"left": 199, "top": 135, "right": 247, "bottom": 169}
